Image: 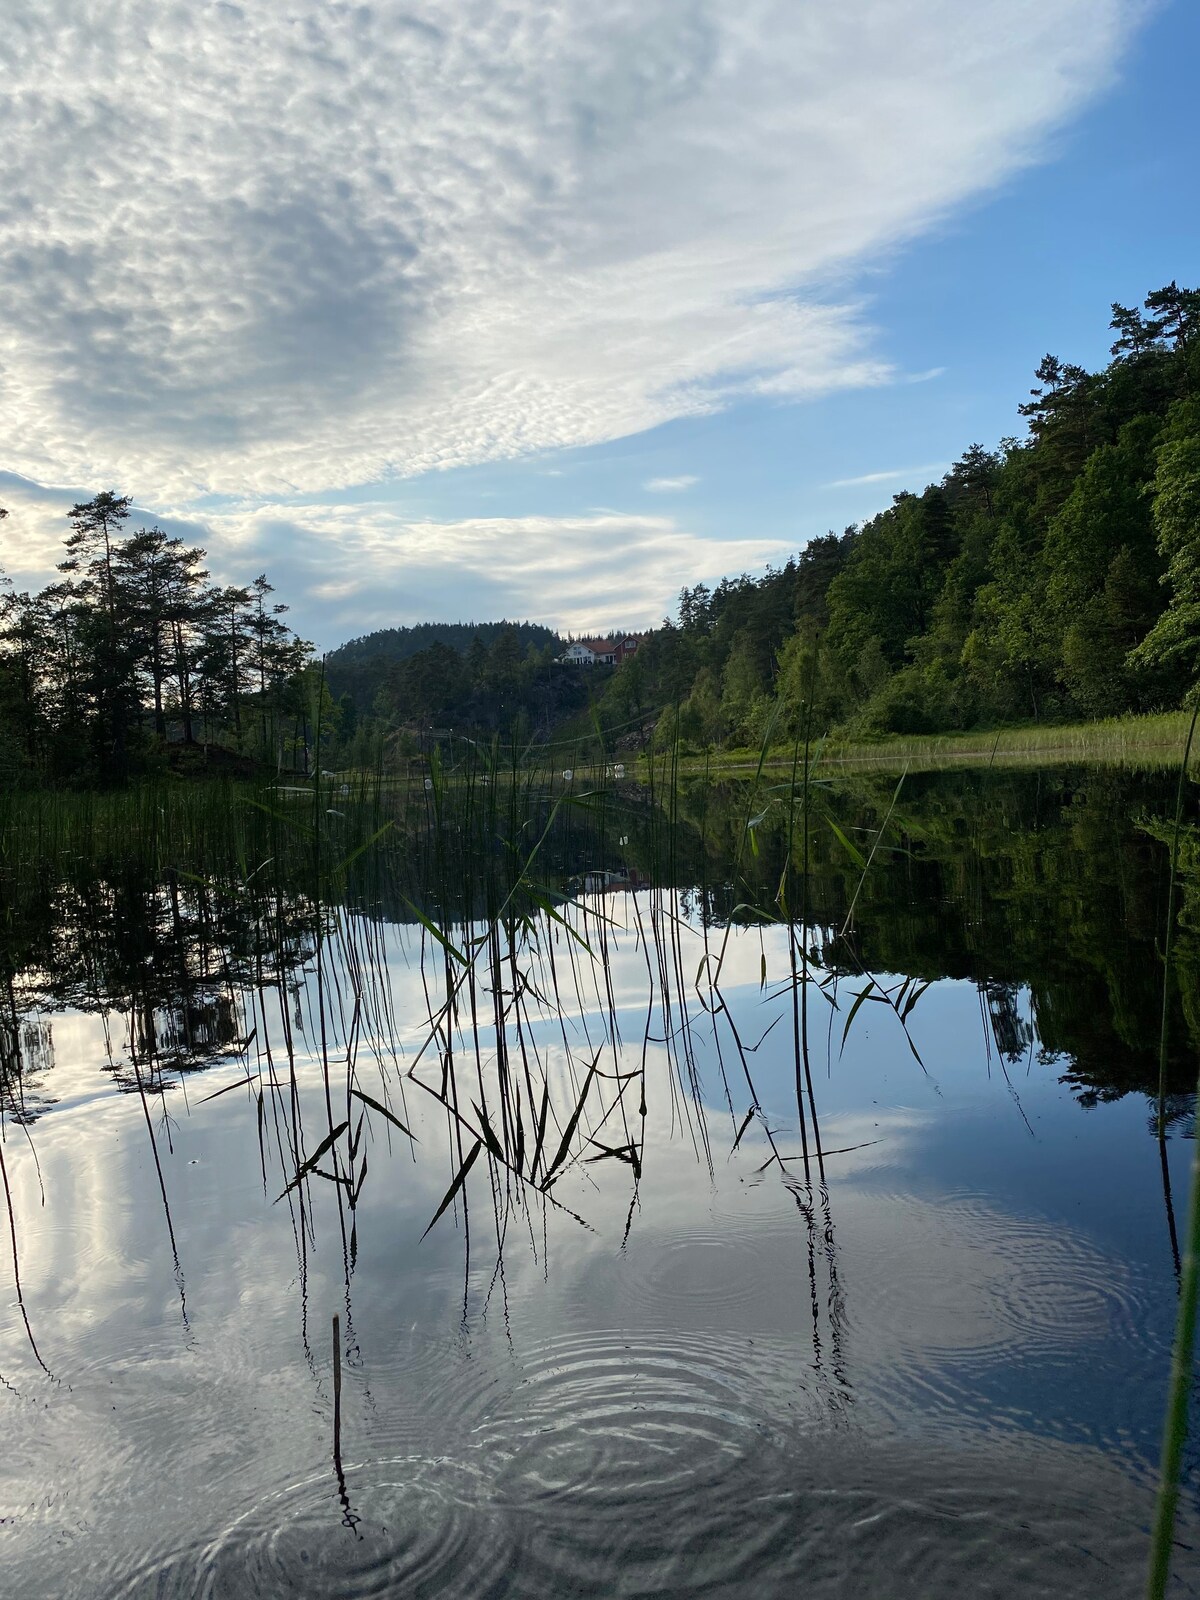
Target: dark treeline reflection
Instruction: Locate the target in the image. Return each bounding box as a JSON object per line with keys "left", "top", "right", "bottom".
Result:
{"left": 0, "top": 764, "right": 1195, "bottom": 1126}
{"left": 0, "top": 858, "right": 319, "bottom": 1122}
{"left": 656, "top": 764, "right": 1199, "bottom": 1115}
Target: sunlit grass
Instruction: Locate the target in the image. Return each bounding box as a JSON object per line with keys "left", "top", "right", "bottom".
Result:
{"left": 665, "top": 709, "right": 1200, "bottom": 777}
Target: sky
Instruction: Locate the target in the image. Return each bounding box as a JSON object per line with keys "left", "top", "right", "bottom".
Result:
{"left": 0, "top": 0, "right": 1196, "bottom": 651}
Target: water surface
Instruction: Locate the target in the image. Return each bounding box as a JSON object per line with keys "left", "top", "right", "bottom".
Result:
{"left": 1, "top": 765, "right": 1198, "bottom": 1596}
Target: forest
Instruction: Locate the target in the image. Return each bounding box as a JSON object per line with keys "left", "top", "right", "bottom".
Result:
{"left": 606, "top": 281, "right": 1200, "bottom": 749}
{"left": 324, "top": 281, "right": 1200, "bottom": 757}
{"left": 324, "top": 618, "right": 593, "bottom": 750}
{"left": 0, "top": 492, "right": 317, "bottom": 784}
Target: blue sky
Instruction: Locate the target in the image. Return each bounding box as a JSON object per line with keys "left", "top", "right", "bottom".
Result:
{"left": 418, "top": 0, "right": 1196, "bottom": 558}
{"left": 0, "top": 0, "right": 1195, "bottom": 648}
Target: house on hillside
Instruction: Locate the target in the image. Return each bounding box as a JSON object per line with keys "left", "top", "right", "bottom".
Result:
{"left": 558, "top": 634, "right": 644, "bottom": 666}
{"left": 560, "top": 640, "right": 605, "bottom": 665}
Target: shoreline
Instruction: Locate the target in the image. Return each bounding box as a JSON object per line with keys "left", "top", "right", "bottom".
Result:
{"left": 652, "top": 710, "right": 1200, "bottom": 777}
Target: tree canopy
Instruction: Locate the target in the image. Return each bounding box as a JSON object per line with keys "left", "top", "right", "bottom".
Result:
{"left": 593, "top": 281, "right": 1200, "bottom": 748}
{"left": 0, "top": 496, "right": 316, "bottom": 784}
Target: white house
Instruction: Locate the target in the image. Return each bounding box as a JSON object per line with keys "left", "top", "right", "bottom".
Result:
{"left": 558, "top": 635, "right": 643, "bottom": 667}
{"left": 561, "top": 641, "right": 603, "bottom": 665}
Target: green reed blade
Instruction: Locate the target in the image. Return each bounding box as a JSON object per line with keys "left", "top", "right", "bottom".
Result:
{"left": 421, "top": 1139, "right": 481, "bottom": 1240}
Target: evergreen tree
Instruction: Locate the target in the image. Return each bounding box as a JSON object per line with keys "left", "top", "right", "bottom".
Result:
{"left": 1130, "top": 400, "right": 1200, "bottom": 678}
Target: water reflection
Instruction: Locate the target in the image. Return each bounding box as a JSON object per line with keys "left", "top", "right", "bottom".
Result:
{"left": 0, "top": 766, "right": 1197, "bottom": 1596}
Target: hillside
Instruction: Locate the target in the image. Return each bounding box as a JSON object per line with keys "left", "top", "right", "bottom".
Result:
{"left": 325, "top": 620, "right": 560, "bottom": 712}
{"left": 591, "top": 281, "right": 1200, "bottom": 750}
{"left": 320, "top": 281, "right": 1200, "bottom": 762}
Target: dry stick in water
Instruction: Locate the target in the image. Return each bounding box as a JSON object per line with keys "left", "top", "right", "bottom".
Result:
{"left": 332, "top": 1312, "right": 343, "bottom": 1467}
{"left": 331, "top": 1310, "right": 360, "bottom": 1532}
{"left": 798, "top": 657, "right": 825, "bottom": 1182}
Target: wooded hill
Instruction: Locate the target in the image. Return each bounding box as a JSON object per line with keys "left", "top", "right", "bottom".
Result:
{"left": 325, "top": 620, "right": 559, "bottom": 720}
{"left": 593, "top": 281, "right": 1200, "bottom": 748}
{"left": 326, "top": 282, "right": 1200, "bottom": 757}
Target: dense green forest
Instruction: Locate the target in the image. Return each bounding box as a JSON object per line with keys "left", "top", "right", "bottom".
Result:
{"left": 0, "top": 492, "right": 318, "bottom": 784}
{"left": 326, "top": 620, "right": 559, "bottom": 705}
{"left": 599, "top": 281, "right": 1200, "bottom": 748}
{"left": 324, "top": 619, "right": 597, "bottom": 748}
{"left": 328, "top": 281, "right": 1200, "bottom": 757}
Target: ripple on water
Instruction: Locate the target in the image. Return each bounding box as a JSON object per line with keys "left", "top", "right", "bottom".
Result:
{"left": 49, "top": 1318, "right": 1187, "bottom": 1600}
{"left": 845, "top": 1191, "right": 1152, "bottom": 1363}
{"left": 111, "top": 1456, "right": 515, "bottom": 1600}
{"left": 460, "top": 1324, "right": 1169, "bottom": 1599}
{"left": 620, "top": 1223, "right": 786, "bottom": 1314}
{"left": 467, "top": 1326, "right": 826, "bottom": 1596}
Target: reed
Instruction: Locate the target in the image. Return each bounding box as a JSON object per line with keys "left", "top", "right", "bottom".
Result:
{"left": 668, "top": 709, "right": 1200, "bottom": 778}
{"left": 1146, "top": 701, "right": 1200, "bottom": 1600}
{"left": 0, "top": 742, "right": 933, "bottom": 1358}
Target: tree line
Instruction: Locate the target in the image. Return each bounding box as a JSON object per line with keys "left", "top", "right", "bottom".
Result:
{"left": 0, "top": 492, "right": 319, "bottom": 784}
{"left": 9, "top": 278, "right": 1195, "bottom": 779}
{"left": 324, "top": 618, "right": 574, "bottom": 748}
{"left": 598, "top": 281, "right": 1200, "bottom": 747}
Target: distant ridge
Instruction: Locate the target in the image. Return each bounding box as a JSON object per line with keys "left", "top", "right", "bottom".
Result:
{"left": 325, "top": 620, "right": 560, "bottom": 710}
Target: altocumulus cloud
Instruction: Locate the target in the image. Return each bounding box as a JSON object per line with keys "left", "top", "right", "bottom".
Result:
{"left": 0, "top": 0, "right": 1139, "bottom": 500}
{"left": 0, "top": 0, "right": 1142, "bottom": 636}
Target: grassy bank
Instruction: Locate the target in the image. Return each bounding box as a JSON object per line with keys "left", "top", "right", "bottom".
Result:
{"left": 660, "top": 710, "right": 1200, "bottom": 777}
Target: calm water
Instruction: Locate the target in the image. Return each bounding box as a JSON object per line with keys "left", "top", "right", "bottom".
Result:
{"left": 1, "top": 765, "right": 1198, "bottom": 1597}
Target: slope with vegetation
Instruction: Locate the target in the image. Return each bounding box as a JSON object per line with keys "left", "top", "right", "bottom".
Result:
{"left": 596, "top": 282, "right": 1200, "bottom": 752}
{"left": 325, "top": 620, "right": 558, "bottom": 712}
{"left": 323, "top": 619, "right": 592, "bottom": 759}
{"left": 326, "top": 621, "right": 652, "bottom": 758}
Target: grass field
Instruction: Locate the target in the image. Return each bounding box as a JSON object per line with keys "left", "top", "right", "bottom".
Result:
{"left": 661, "top": 710, "right": 1200, "bottom": 777}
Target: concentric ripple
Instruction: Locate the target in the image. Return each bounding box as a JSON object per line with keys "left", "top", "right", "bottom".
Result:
{"left": 620, "top": 1224, "right": 786, "bottom": 1313}
{"left": 19, "top": 1321, "right": 1185, "bottom": 1600}
{"left": 467, "top": 1328, "right": 839, "bottom": 1596}
{"left": 844, "top": 1191, "right": 1150, "bottom": 1363}
{"left": 111, "top": 1456, "right": 515, "bottom": 1600}
{"left": 449, "top": 1321, "right": 1168, "bottom": 1599}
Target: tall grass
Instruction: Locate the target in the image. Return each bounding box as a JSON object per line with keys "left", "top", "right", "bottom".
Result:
{"left": 1146, "top": 702, "right": 1200, "bottom": 1600}
{"left": 675, "top": 708, "right": 1200, "bottom": 778}
{"left": 0, "top": 740, "right": 935, "bottom": 1380}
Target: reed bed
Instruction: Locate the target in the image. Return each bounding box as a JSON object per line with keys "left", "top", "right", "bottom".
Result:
{"left": 0, "top": 733, "right": 877, "bottom": 1293}
{"left": 0, "top": 722, "right": 1196, "bottom": 1591}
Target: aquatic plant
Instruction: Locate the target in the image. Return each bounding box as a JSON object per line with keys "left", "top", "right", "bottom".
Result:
{"left": 1146, "top": 702, "right": 1200, "bottom": 1600}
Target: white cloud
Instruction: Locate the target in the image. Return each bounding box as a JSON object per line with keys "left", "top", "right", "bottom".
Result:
{"left": 0, "top": 478, "right": 791, "bottom": 646}
{"left": 824, "top": 462, "right": 949, "bottom": 489}
{"left": 0, "top": 0, "right": 1140, "bottom": 502}
{"left": 644, "top": 476, "right": 700, "bottom": 493}
{"left": 200, "top": 505, "right": 794, "bottom": 642}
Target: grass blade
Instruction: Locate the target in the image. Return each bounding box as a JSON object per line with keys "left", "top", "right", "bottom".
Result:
{"left": 421, "top": 1140, "right": 482, "bottom": 1239}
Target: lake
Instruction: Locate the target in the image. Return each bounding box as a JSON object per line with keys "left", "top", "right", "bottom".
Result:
{"left": 0, "top": 761, "right": 1197, "bottom": 1597}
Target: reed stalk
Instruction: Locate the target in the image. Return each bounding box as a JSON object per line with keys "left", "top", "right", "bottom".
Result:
{"left": 1146, "top": 701, "right": 1200, "bottom": 1600}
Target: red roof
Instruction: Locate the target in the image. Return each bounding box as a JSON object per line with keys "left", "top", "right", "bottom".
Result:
{"left": 571, "top": 634, "right": 643, "bottom": 653}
